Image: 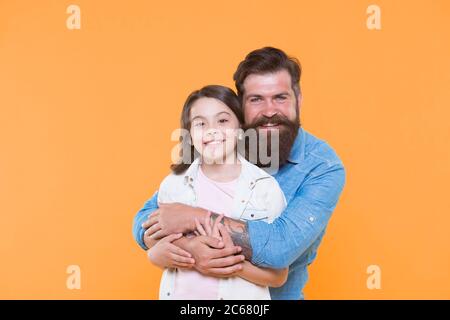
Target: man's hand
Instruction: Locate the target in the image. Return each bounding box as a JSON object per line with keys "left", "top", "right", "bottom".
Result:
{"left": 147, "top": 233, "right": 195, "bottom": 269}
{"left": 142, "top": 203, "right": 207, "bottom": 240}
{"left": 184, "top": 234, "right": 245, "bottom": 277}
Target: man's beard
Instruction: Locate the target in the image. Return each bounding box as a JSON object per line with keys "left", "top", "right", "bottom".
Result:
{"left": 242, "top": 113, "right": 300, "bottom": 168}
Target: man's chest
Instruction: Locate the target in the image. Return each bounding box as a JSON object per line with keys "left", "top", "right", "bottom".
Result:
{"left": 273, "top": 164, "right": 307, "bottom": 203}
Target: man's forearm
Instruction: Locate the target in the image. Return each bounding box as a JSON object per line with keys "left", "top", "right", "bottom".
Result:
{"left": 134, "top": 191, "right": 159, "bottom": 250}
{"left": 211, "top": 213, "right": 253, "bottom": 260}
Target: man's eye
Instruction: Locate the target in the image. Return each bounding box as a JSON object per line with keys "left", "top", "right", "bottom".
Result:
{"left": 250, "top": 97, "right": 262, "bottom": 103}
{"left": 275, "top": 96, "right": 287, "bottom": 101}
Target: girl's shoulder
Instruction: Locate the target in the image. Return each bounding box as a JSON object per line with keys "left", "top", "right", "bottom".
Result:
{"left": 239, "top": 156, "right": 286, "bottom": 202}
{"left": 239, "top": 159, "right": 287, "bottom": 221}
{"left": 159, "top": 171, "right": 187, "bottom": 191}
{"left": 238, "top": 155, "right": 272, "bottom": 181}
{"left": 157, "top": 171, "right": 195, "bottom": 205}
{"left": 160, "top": 158, "right": 201, "bottom": 191}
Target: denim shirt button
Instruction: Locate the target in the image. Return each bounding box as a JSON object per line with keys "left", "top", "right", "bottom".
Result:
{"left": 309, "top": 216, "right": 315, "bottom": 222}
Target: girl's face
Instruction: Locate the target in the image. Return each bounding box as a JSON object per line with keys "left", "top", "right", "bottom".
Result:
{"left": 189, "top": 97, "right": 240, "bottom": 164}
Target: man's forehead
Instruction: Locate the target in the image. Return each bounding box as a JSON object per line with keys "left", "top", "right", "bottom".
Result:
{"left": 243, "top": 70, "right": 292, "bottom": 96}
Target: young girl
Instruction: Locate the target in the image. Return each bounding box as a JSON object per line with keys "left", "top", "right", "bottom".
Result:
{"left": 148, "top": 85, "right": 287, "bottom": 300}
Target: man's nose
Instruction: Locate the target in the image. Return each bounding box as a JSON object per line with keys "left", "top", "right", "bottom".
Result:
{"left": 261, "top": 100, "right": 279, "bottom": 118}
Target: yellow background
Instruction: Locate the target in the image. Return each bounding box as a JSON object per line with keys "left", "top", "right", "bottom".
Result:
{"left": 1, "top": 0, "right": 449, "bottom": 299}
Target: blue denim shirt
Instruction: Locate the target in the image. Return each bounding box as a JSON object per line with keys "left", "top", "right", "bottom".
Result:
{"left": 133, "top": 128, "right": 345, "bottom": 300}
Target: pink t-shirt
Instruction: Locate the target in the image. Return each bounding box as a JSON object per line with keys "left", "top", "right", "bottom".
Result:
{"left": 171, "top": 167, "right": 238, "bottom": 300}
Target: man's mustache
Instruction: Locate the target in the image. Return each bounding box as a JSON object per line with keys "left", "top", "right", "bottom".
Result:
{"left": 243, "top": 114, "right": 293, "bottom": 130}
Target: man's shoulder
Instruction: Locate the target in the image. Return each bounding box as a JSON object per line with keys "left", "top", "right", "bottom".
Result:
{"left": 303, "top": 130, "right": 344, "bottom": 168}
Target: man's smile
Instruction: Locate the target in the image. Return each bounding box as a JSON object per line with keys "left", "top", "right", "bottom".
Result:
{"left": 259, "top": 122, "right": 281, "bottom": 130}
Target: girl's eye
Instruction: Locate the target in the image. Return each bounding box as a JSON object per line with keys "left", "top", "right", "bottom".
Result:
{"left": 194, "top": 122, "right": 204, "bottom": 127}
{"left": 218, "top": 119, "right": 229, "bottom": 124}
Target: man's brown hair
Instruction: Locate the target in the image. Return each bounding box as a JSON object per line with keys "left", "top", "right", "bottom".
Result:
{"left": 233, "top": 47, "right": 302, "bottom": 103}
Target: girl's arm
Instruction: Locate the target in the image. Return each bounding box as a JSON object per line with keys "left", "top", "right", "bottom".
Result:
{"left": 146, "top": 233, "right": 195, "bottom": 269}
{"left": 237, "top": 262, "right": 288, "bottom": 288}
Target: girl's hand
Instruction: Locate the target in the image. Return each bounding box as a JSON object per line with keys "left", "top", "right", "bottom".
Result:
{"left": 147, "top": 233, "right": 195, "bottom": 269}
{"left": 194, "top": 212, "right": 224, "bottom": 241}
{"left": 218, "top": 223, "right": 236, "bottom": 248}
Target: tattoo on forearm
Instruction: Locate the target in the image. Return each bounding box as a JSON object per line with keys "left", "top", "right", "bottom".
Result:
{"left": 210, "top": 212, "right": 253, "bottom": 260}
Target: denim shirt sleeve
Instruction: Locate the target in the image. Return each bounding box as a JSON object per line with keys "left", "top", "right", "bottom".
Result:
{"left": 132, "top": 191, "right": 159, "bottom": 250}
{"left": 248, "top": 161, "right": 346, "bottom": 269}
